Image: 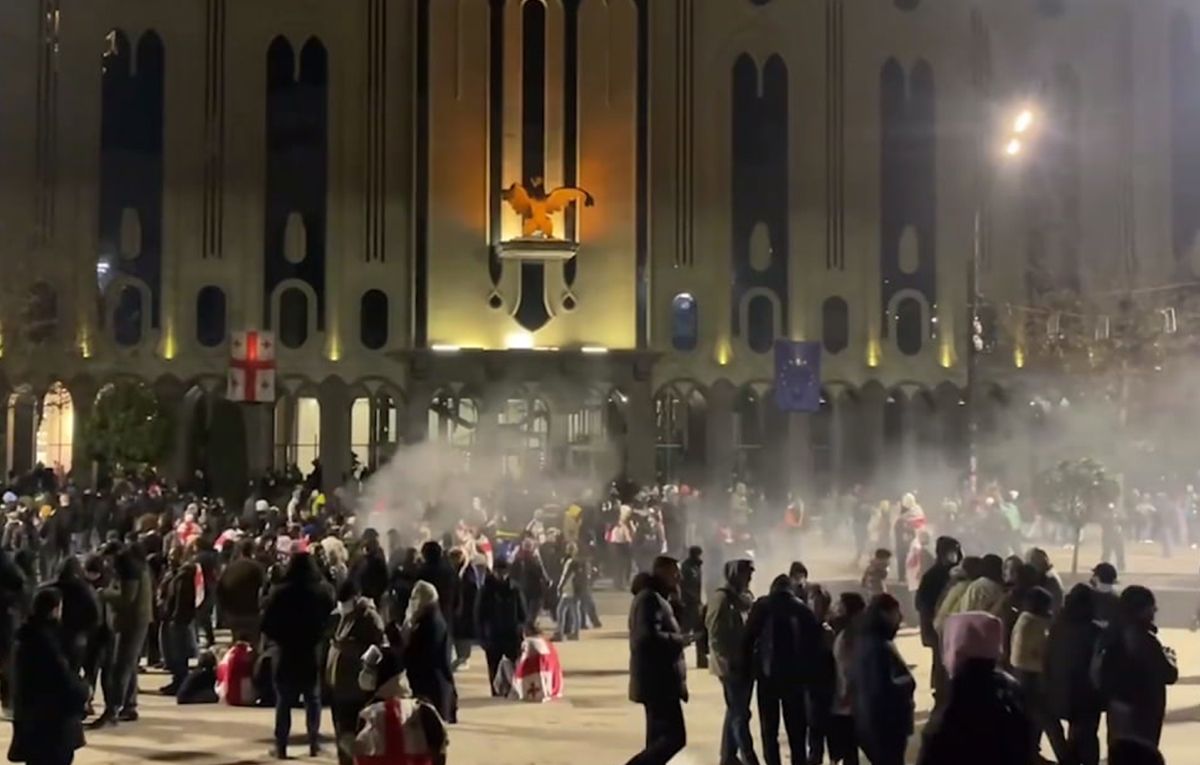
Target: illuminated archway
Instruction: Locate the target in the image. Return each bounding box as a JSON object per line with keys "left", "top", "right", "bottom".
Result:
{"left": 37, "top": 382, "right": 74, "bottom": 474}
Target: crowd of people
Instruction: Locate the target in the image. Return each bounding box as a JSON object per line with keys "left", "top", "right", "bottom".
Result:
{"left": 626, "top": 538, "right": 1178, "bottom": 765}
{"left": 0, "top": 459, "right": 1187, "bottom": 765}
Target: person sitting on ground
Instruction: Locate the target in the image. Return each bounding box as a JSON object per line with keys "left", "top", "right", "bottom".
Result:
{"left": 176, "top": 650, "right": 220, "bottom": 705}
{"left": 354, "top": 646, "right": 449, "bottom": 765}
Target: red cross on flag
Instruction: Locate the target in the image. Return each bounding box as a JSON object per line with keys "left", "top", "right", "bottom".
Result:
{"left": 228, "top": 331, "right": 277, "bottom": 403}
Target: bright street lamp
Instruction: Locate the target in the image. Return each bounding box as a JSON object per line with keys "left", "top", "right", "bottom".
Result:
{"left": 1013, "top": 108, "right": 1034, "bottom": 134}
{"left": 1005, "top": 138, "right": 1023, "bottom": 157}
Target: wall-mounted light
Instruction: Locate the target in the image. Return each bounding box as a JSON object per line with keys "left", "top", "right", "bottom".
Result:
{"left": 431, "top": 344, "right": 461, "bottom": 353}
{"left": 505, "top": 331, "right": 535, "bottom": 350}
{"left": 582, "top": 346, "right": 609, "bottom": 354}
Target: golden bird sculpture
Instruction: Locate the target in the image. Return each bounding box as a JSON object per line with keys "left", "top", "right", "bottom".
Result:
{"left": 502, "top": 178, "right": 595, "bottom": 239}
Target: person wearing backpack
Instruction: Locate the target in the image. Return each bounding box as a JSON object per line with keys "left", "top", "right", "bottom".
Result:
{"left": 1095, "top": 586, "right": 1178, "bottom": 748}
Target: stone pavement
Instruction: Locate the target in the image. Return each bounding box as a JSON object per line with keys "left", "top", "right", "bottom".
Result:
{"left": 9, "top": 589, "right": 1196, "bottom": 765}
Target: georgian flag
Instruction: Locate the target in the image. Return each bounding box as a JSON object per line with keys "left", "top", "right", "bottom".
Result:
{"left": 228, "top": 331, "right": 277, "bottom": 403}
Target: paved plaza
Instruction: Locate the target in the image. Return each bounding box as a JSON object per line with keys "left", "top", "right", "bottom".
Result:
{"left": 5, "top": 586, "right": 1190, "bottom": 765}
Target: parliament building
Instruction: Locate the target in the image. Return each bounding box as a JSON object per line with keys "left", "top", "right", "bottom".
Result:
{"left": 0, "top": 0, "right": 1190, "bottom": 501}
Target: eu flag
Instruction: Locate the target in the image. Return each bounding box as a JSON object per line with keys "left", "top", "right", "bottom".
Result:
{"left": 774, "top": 340, "right": 822, "bottom": 412}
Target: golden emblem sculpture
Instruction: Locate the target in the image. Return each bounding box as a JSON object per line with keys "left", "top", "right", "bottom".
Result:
{"left": 502, "top": 178, "right": 595, "bottom": 239}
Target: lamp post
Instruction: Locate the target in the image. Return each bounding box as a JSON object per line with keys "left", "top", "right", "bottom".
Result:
{"left": 969, "top": 105, "right": 1038, "bottom": 495}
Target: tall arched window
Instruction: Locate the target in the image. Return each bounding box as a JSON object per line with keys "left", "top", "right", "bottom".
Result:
{"left": 822, "top": 296, "right": 849, "bottom": 354}
{"left": 196, "top": 286, "right": 227, "bottom": 347}
{"left": 114, "top": 285, "right": 144, "bottom": 346}
{"left": 360, "top": 289, "right": 388, "bottom": 350}
{"left": 747, "top": 295, "right": 775, "bottom": 353}
{"left": 896, "top": 297, "right": 924, "bottom": 355}
{"left": 279, "top": 288, "right": 309, "bottom": 348}
{"left": 671, "top": 293, "right": 698, "bottom": 351}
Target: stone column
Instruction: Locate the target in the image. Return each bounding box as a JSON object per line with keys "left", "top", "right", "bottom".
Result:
{"left": 153, "top": 378, "right": 187, "bottom": 485}
{"left": 899, "top": 393, "right": 920, "bottom": 490}
{"left": 242, "top": 403, "right": 274, "bottom": 481}
{"left": 68, "top": 377, "right": 99, "bottom": 488}
{"left": 319, "top": 378, "right": 352, "bottom": 492}
{"left": 0, "top": 380, "right": 11, "bottom": 478}
{"left": 8, "top": 394, "right": 35, "bottom": 475}
{"left": 830, "top": 392, "right": 848, "bottom": 493}
{"left": 859, "top": 387, "right": 886, "bottom": 489}
{"left": 625, "top": 382, "right": 656, "bottom": 486}
{"left": 782, "top": 412, "right": 813, "bottom": 499}
{"left": 705, "top": 381, "right": 736, "bottom": 493}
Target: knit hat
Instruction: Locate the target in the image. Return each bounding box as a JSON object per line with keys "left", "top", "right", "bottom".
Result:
{"left": 942, "top": 612, "right": 1004, "bottom": 678}
{"left": 255, "top": 499, "right": 269, "bottom": 512}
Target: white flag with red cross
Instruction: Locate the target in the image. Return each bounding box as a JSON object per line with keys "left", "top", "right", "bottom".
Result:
{"left": 228, "top": 330, "right": 277, "bottom": 403}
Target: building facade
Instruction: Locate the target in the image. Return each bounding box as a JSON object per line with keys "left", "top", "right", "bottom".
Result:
{"left": 0, "top": 0, "right": 1187, "bottom": 500}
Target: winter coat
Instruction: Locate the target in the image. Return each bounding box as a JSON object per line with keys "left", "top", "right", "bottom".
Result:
{"left": 959, "top": 578, "right": 1006, "bottom": 615}
{"left": 454, "top": 565, "right": 484, "bottom": 641}
{"left": 218, "top": 557, "right": 266, "bottom": 618}
{"left": 415, "top": 555, "right": 460, "bottom": 629}
{"left": 627, "top": 580, "right": 688, "bottom": 704}
{"left": 917, "top": 660, "right": 1032, "bottom": 765}
{"left": 743, "top": 585, "right": 824, "bottom": 685}
{"left": 7, "top": 617, "right": 90, "bottom": 764}
{"left": 1043, "top": 615, "right": 1102, "bottom": 720}
{"left": 474, "top": 575, "right": 527, "bottom": 652}
{"left": 1099, "top": 624, "right": 1178, "bottom": 745}
{"left": 852, "top": 612, "right": 915, "bottom": 753}
{"left": 103, "top": 564, "right": 153, "bottom": 634}
{"left": 509, "top": 553, "right": 550, "bottom": 602}
{"left": 353, "top": 681, "right": 448, "bottom": 765}
{"left": 327, "top": 597, "right": 385, "bottom": 703}
{"left": 916, "top": 562, "right": 955, "bottom": 648}
{"left": 353, "top": 553, "right": 391, "bottom": 606}
{"left": 1009, "top": 612, "right": 1051, "bottom": 673}
{"left": 401, "top": 608, "right": 457, "bottom": 724}
{"left": 161, "top": 564, "right": 199, "bottom": 624}
{"left": 261, "top": 570, "right": 336, "bottom": 689}
{"left": 705, "top": 564, "right": 753, "bottom": 680}
{"left": 679, "top": 557, "right": 704, "bottom": 631}
{"left": 556, "top": 556, "right": 584, "bottom": 599}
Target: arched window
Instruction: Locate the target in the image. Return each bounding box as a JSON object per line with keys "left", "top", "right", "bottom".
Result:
{"left": 896, "top": 297, "right": 924, "bottom": 355}
{"left": 747, "top": 295, "right": 775, "bottom": 354}
{"left": 671, "top": 293, "right": 698, "bottom": 351}
{"left": 37, "top": 382, "right": 74, "bottom": 474}
{"left": 196, "top": 286, "right": 227, "bottom": 347}
{"left": 279, "top": 288, "right": 309, "bottom": 349}
{"left": 360, "top": 289, "right": 389, "bottom": 350}
{"left": 822, "top": 296, "right": 849, "bottom": 354}
{"left": 114, "top": 285, "right": 144, "bottom": 346}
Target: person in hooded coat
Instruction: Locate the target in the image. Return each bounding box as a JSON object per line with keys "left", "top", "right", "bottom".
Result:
{"left": 915, "top": 536, "right": 961, "bottom": 701}
{"left": 451, "top": 549, "right": 485, "bottom": 671}
{"left": 1099, "top": 585, "right": 1178, "bottom": 748}
{"left": 0, "top": 546, "right": 28, "bottom": 712}
{"left": 706, "top": 559, "right": 758, "bottom": 765}
{"left": 8, "top": 588, "right": 91, "bottom": 765}
{"left": 626, "top": 556, "right": 690, "bottom": 765}
{"left": 743, "top": 573, "right": 824, "bottom": 765}
{"left": 399, "top": 581, "right": 456, "bottom": 724}
{"left": 261, "top": 552, "right": 337, "bottom": 759}
{"left": 917, "top": 611, "right": 1032, "bottom": 765}
{"left": 93, "top": 544, "right": 153, "bottom": 726}
{"left": 53, "top": 556, "right": 101, "bottom": 672}
{"left": 415, "top": 541, "right": 460, "bottom": 643}
{"left": 350, "top": 536, "right": 390, "bottom": 608}
{"left": 475, "top": 559, "right": 527, "bottom": 694}
{"left": 326, "top": 578, "right": 385, "bottom": 765}
{"left": 1045, "top": 584, "right": 1104, "bottom": 765}
{"left": 851, "top": 594, "right": 914, "bottom": 765}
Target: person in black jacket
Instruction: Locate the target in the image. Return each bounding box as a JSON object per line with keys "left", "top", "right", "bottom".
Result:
{"left": 350, "top": 535, "right": 390, "bottom": 607}
{"left": 0, "top": 547, "right": 28, "bottom": 712}
{"left": 510, "top": 538, "right": 550, "bottom": 630}
{"left": 914, "top": 536, "right": 961, "bottom": 701}
{"left": 626, "top": 555, "right": 691, "bottom": 765}
{"left": 8, "top": 588, "right": 91, "bottom": 765}
{"left": 1044, "top": 584, "right": 1104, "bottom": 765}
{"left": 158, "top": 548, "right": 198, "bottom": 695}
{"left": 218, "top": 540, "right": 267, "bottom": 645}
{"left": 743, "top": 574, "right": 824, "bottom": 765}
{"left": 1099, "top": 585, "right": 1178, "bottom": 749}
{"left": 53, "top": 557, "right": 101, "bottom": 673}
{"left": 416, "top": 541, "right": 460, "bottom": 643}
{"left": 261, "top": 552, "right": 336, "bottom": 759}
{"left": 679, "top": 546, "right": 705, "bottom": 667}
{"left": 450, "top": 550, "right": 484, "bottom": 671}
{"left": 399, "top": 580, "right": 457, "bottom": 724}
{"left": 474, "top": 559, "right": 527, "bottom": 693}
{"left": 851, "top": 593, "right": 914, "bottom": 765}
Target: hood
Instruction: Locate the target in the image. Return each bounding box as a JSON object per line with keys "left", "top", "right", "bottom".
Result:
{"left": 941, "top": 611, "right": 1003, "bottom": 678}
{"left": 723, "top": 559, "right": 752, "bottom": 587}
{"left": 768, "top": 573, "right": 794, "bottom": 596}
{"left": 934, "top": 536, "right": 961, "bottom": 560}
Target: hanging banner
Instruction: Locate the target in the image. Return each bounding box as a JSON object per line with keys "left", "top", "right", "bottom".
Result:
{"left": 228, "top": 331, "right": 277, "bottom": 403}
{"left": 774, "top": 340, "right": 822, "bottom": 413}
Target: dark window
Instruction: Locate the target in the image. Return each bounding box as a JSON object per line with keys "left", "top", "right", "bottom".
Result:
{"left": 671, "top": 293, "right": 698, "bottom": 351}
{"left": 114, "top": 286, "right": 144, "bottom": 346}
{"left": 822, "top": 296, "right": 849, "bottom": 354}
{"left": 896, "top": 297, "right": 924, "bottom": 355}
{"left": 747, "top": 295, "right": 775, "bottom": 354}
{"left": 196, "top": 286, "right": 227, "bottom": 347}
{"left": 279, "top": 288, "right": 309, "bottom": 349}
{"left": 360, "top": 289, "right": 389, "bottom": 350}
{"left": 25, "top": 282, "right": 59, "bottom": 344}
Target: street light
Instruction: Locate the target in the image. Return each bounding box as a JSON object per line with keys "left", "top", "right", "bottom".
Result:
{"left": 1013, "top": 108, "right": 1034, "bottom": 135}
{"left": 1005, "top": 138, "right": 1023, "bottom": 157}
